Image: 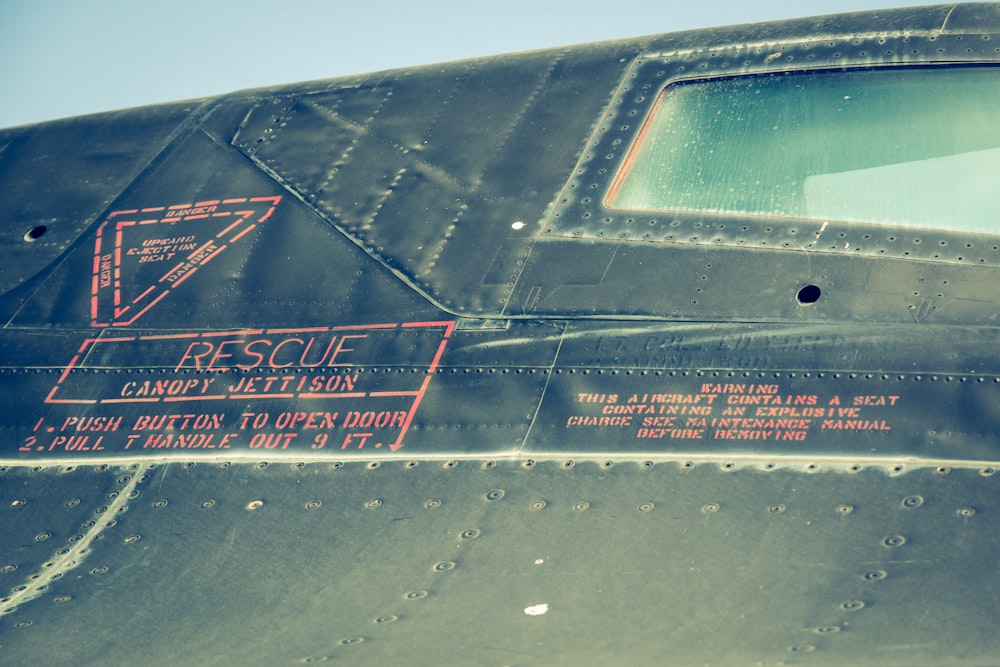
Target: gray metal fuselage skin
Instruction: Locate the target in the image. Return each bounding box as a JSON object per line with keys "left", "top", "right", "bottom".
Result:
{"left": 2, "top": 5, "right": 1000, "bottom": 665}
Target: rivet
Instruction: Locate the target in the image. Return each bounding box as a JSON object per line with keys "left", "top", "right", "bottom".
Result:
{"left": 374, "top": 615, "right": 398, "bottom": 624}
{"left": 836, "top": 504, "right": 854, "bottom": 515}
{"left": 460, "top": 529, "right": 480, "bottom": 540}
{"left": 124, "top": 535, "right": 141, "bottom": 544}
{"left": 680, "top": 461, "right": 695, "bottom": 470}
{"left": 814, "top": 625, "right": 841, "bottom": 634}
{"left": 433, "top": 561, "right": 455, "bottom": 572}
{"left": 404, "top": 461, "right": 419, "bottom": 469}
{"left": 152, "top": 500, "right": 168, "bottom": 508}
{"left": 443, "top": 460, "right": 458, "bottom": 469}
{"left": 768, "top": 504, "right": 786, "bottom": 514}
{"left": 404, "top": 590, "right": 428, "bottom": 600}
{"left": 246, "top": 500, "right": 264, "bottom": 510}
{"left": 638, "top": 503, "right": 654, "bottom": 512}
{"left": 366, "top": 461, "right": 381, "bottom": 470}
{"left": 424, "top": 499, "right": 442, "bottom": 509}
{"left": 55, "top": 596, "right": 73, "bottom": 603}
{"left": 90, "top": 567, "right": 109, "bottom": 575}
{"left": 482, "top": 460, "right": 497, "bottom": 470}
{"left": 364, "top": 499, "right": 382, "bottom": 509}
{"left": 305, "top": 501, "right": 322, "bottom": 510}
{"left": 522, "top": 460, "right": 536, "bottom": 470}
{"left": 863, "top": 569, "right": 888, "bottom": 581}
{"left": 561, "top": 460, "right": 575, "bottom": 469}
{"left": 574, "top": 502, "right": 590, "bottom": 512}
{"left": 486, "top": 489, "right": 505, "bottom": 501}
{"left": 841, "top": 600, "right": 866, "bottom": 611}
{"left": 702, "top": 503, "right": 720, "bottom": 513}
{"left": 34, "top": 533, "right": 51, "bottom": 542}
{"left": 337, "top": 637, "right": 364, "bottom": 646}
{"left": 200, "top": 500, "right": 216, "bottom": 509}
{"left": 882, "top": 535, "right": 906, "bottom": 548}
{"left": 901, "top": 495, "right": 924, "bottom": 508}
{"left": 601, "top": 460, "right": 614, "bottom": 469}
{"left": 957, "top": 507, "right": 977, "bottom": 517}
{"left": 530, "top": 501, "right": 547, "bottom": 511}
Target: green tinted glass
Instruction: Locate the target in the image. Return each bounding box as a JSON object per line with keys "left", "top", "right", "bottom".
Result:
{"left": 607, "top": 67, "right": 1000, "bottom": 232}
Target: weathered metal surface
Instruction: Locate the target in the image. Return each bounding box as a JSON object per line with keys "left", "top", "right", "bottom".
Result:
{"left": 2, "top": 4, "right": 1000, "bottom": 665}
{"left": 2, "top": 461, "right": 999, "bottom": 665}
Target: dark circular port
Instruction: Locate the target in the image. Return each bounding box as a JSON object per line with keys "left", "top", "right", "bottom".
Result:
{"left": 24, "top": 226, "right": 47, "bottom": 242}
{"left": 797, "top": 284, "right": 822, "bottom": 305}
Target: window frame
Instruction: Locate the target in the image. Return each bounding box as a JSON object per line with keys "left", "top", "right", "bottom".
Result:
{"left": 542, "top": 33, "right": 1000, "bottom": 268}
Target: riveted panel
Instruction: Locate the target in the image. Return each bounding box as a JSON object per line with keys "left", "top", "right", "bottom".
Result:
{"left": 1, "top": 460, "right": 999, "bottom": 665}
{"left": 547, "top": 34, "right": 1000, "bottom": 263}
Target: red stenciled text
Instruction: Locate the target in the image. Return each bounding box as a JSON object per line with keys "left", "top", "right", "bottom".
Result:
{"left": 176, "top": 334, "right": 367, "bottom": 372}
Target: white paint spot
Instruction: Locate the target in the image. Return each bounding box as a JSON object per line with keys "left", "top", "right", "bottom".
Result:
{"left": 523, "top": 603, "right": 549, "bottom": 616}
{"left": 511, "top": 221, "right": 525, "bottom": 231}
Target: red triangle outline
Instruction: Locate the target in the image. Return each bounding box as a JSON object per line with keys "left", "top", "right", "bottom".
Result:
{"left": 90, "top": 196, "right": 281, "bottom": 327}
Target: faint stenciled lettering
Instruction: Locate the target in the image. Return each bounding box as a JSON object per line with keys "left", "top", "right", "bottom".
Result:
{"left": 852, "top": 395, "right": 900, "bottom": 406}
{"left": 21, "top": 435, "right": 106, "bottom": 452}
{"left": 135, "top": 433, "right": 235, "bottom": 449}
{"left": 163, "top": 205, "right": 218, "bottom": 218}
{"left": 563, "top": 379, "right": 899, "bottom": 446}
{"left": 567, "top": 415, "right": 632, "bottom": 427}
{"left": 126, "top": 236, "right": 198, "bottom": 263}
{"left": 132, "top": 413, "right": 224, "bottom": 430}
{"left": 121, "top": 378, "right": 216, "bottom": 399}
{"left": 57, "top": 416, "right": 122, "bottom": 432}
{"left": 577, "top": 393, "right": 618, "bottom": 404}
{"left": 99, "top": 254, "right": 112, "bottom": 288}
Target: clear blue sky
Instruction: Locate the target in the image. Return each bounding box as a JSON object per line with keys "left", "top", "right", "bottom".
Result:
{"left": 0, "top": 0, "right": 938, "bottom": 128}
